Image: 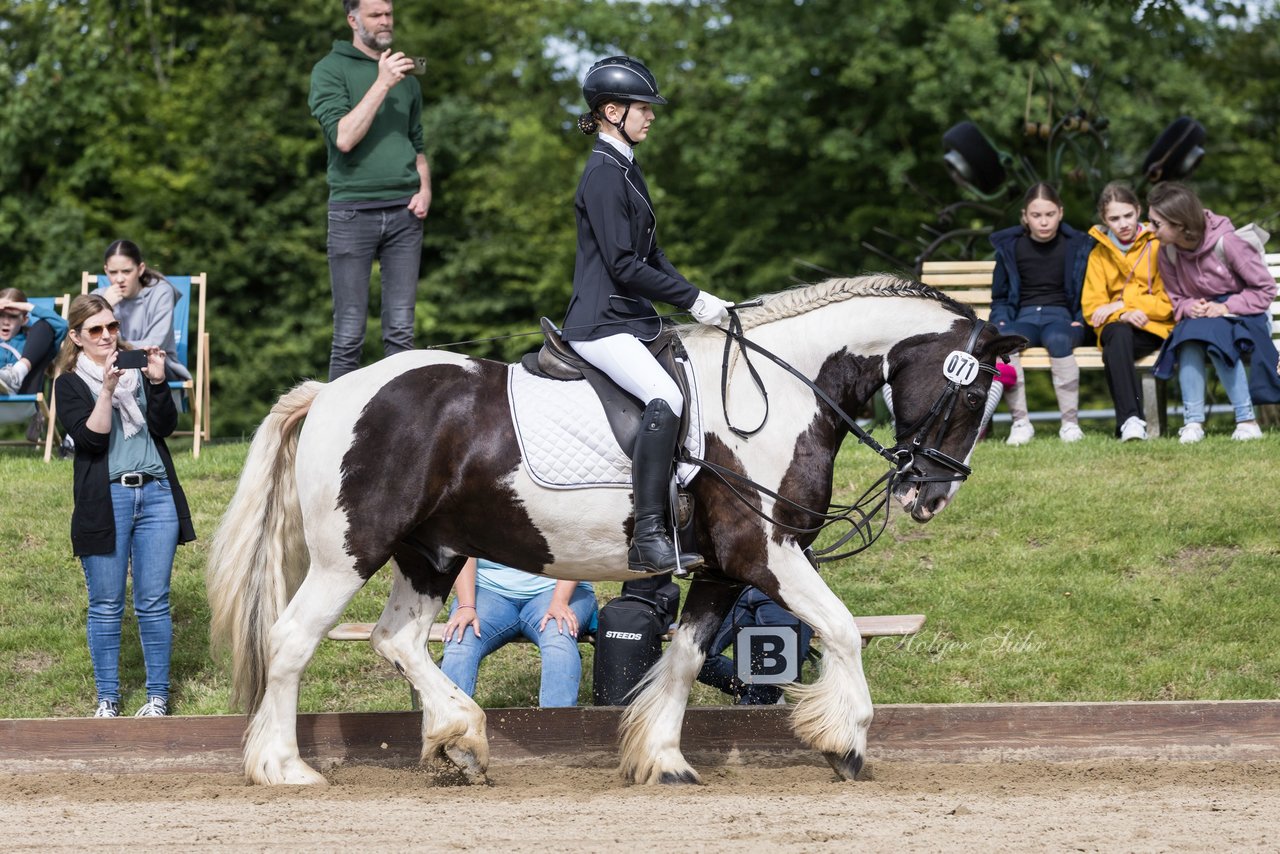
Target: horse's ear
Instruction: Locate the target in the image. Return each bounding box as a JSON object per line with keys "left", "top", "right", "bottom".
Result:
{"left": 983, "top": 333, "right": 1029, "bottom": 359}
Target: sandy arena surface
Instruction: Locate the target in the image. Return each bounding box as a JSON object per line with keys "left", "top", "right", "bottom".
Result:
{"left": 2, "top": 756, "right": 1278, "bottom": 852}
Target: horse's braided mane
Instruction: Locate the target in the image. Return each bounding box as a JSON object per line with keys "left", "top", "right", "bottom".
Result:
{"left": 684, "top": 273, "right": 974, "bottom": 336}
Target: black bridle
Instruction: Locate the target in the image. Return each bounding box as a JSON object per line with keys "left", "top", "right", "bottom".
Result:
{"left": 683, "top": 308, "right": 997, "bottom": 562}
{"left": 887, "top": 318, "right": 997, "bottom": 484}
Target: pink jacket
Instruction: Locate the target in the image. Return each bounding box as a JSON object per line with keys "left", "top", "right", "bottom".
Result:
{"left": 1156, "top": 210, "right": 1276, "bottom": 321}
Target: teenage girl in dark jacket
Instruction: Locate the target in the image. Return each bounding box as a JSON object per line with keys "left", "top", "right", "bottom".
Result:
{"left": 990, "top": 182, "right": 1095, "bottom": 444}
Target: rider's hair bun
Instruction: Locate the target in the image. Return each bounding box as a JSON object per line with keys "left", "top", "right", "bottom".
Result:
{"left": 577, "top": 112, "right": 600, "bottom": 135}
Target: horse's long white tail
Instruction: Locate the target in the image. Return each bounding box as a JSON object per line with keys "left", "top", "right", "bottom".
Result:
{"left": 207, "top": 380, "right": 323, "bottom": 714}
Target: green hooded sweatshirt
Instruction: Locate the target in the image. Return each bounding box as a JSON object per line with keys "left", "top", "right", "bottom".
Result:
{"left": 308, "top": 41, "right": 424, "bottom": 203}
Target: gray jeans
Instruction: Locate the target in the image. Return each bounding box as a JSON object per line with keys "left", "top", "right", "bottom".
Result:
{"left": 326, "top": 205, "right": 423, "bottom": 380}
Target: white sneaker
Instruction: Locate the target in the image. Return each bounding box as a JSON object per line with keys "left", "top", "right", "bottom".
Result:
{"left": 1119, "top": 416, "right": 1148, "bottom": 442}
{"left": 93, "top": 699, "right": 119, "bottom": 718}
{"left": 0, "top": 363, "right": 20, "bottom": 394}
{"left": 1059, "top": 422, "right": 1085, "bottom": 443}
{"left": 1179, "top": 423, "right": 1205, "bottom": 444}
{"left": 1006, "top": 419, "right": 1034, "bottom": 446}
{"left": 1232, "top": 422, "right": 1263, "bottom": 441}
{"left": 134, "top": 696, "right": 168, "bottom": 717}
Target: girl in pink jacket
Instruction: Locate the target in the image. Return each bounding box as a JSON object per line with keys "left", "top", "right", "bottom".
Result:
{"left": 1148, "top": 182, "right": 1276, "bottom": 443}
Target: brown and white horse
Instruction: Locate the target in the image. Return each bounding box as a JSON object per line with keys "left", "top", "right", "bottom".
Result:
{"left": 207, "top": 275, "right": 1023, "bottom": 786}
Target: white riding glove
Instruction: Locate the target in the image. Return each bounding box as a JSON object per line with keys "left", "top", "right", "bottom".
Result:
{"left": 690, "top": 291, "right": 733, "bottom": 328}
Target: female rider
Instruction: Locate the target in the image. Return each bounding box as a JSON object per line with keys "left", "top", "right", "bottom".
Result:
{"left": 562, "top": 56, "right": 733, "bottom": 574}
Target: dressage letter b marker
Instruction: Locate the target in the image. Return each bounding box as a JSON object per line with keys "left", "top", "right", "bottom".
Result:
{"left": 734, "top": 626, "right": 800, "bottom": 685}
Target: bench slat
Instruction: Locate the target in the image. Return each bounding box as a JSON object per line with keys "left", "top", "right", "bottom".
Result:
{"left": 920, "top": 261, "right": 998, "bottom": 274}
{"left": 921, "top": 274, "right": 1000, "bottom": 287}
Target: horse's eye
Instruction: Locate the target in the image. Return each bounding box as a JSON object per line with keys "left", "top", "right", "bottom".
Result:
{"left": 965, "top": 389, "right": 985, "bottom": 409}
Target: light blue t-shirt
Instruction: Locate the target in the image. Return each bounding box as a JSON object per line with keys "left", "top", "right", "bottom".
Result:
{"left": 474, "top": 558, "right": 592, "bottom": 601}
{"left": 106, "top": 382, "right": 167, "bottom": 480}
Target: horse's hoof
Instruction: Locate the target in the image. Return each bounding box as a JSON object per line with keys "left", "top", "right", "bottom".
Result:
{"left": 444, "top": 745, "right": 489, "bottom": 784}
{"left": 250, "top": 759, "right": 327, "bottom": 786}
{"left": 658, "top": 768, "right": 702, "bottom": 785}
{"left": 823, "top": 749, "right": 865, "bottom": 781}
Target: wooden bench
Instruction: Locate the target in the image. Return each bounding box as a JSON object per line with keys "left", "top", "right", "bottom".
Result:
{"left": 921, "top": 253, "right": 1280, "bottom": 437}
{"left": 328, "top": 613, "right": 926, "bottom": 648}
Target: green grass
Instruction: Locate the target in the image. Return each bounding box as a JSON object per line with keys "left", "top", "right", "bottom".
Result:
{"left": 2, "top": 422, "right": 1278, "bottom": 718}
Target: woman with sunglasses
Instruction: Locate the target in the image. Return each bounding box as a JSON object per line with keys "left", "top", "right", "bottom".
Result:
{"left": 54, "top": 294, "right": 195, "bottom": 718}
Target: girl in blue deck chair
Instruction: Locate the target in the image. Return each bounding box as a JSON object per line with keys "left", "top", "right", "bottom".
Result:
{"left": 92, "top": 240, "right": 191, "bottom": 383}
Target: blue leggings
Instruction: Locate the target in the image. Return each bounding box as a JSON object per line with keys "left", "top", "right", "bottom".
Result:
{"left": 1177, "top": 342, "right": 1254, "bottom": 423}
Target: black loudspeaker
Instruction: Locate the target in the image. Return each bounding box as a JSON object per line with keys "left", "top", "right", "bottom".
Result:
{"left": 942, "top": 121, "right": 1006, "bottom": 195}
{"left": 1142, "top": 117, "right": 1206, "bottom": 183}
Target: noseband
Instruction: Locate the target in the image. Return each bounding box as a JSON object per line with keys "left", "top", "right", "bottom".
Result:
{"left": 889, "top": 318, "right": 998, "bottom": 485}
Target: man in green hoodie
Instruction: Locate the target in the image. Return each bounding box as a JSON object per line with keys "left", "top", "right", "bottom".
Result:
{"left": 308, "top": 0, "right": 432, "bottom": 380}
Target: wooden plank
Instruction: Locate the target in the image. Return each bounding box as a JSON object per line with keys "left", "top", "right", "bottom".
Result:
{"left": 921, "top": 274, "right": 998, "bottom": 287}
{"left": 920, "top": 261, "right": 998, "bottom": 274}
{"left": 327, "top": 614, "right": 927, "bottom": 645}
{"left": 3, "top": 701, "right": 1279, "bottom": 772}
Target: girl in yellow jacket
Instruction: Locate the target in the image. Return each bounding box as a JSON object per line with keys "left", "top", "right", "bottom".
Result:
{"left": 1082, "top": 181, "right": 1175, "bottom": 441}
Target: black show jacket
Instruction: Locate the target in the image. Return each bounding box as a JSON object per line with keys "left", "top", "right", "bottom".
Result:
{"left": 562, "top": 140, "right": 700, "bottom": 342}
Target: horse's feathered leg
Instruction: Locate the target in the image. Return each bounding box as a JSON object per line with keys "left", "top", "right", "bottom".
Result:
{"left": 619, "top": 580, "right": 742, "bottom": 785}
{"left": 243, "top": 561, "right": 366, "bottom": 785}
{"left": 370, "top": 560, "right": 490, "bottom": 783}
{"left": 768, "top": 545, "right": 873, "bottom": 780}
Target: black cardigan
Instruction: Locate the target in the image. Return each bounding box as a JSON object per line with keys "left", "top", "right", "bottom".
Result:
{"left": 54, "top": 372, "right": 196, "bottom": 556}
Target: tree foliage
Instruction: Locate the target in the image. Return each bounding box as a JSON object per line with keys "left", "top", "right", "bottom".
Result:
{"left": 1, "top": 0, "right": 1276, "bottom": 433}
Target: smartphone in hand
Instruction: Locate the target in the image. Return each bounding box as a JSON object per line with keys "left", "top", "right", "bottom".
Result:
{"left": 115, "top": 349, "right": 148, "bottom": 370}
{"left": 411, "top": 57, "right": 427, "bottom": 75}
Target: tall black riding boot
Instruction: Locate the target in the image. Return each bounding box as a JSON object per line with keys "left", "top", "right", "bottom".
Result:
{"left": 628, "top": 400, "right": 704, "bottom": 574}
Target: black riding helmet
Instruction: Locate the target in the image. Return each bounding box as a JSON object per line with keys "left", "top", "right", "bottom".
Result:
{"left": 582, "top": 56, "right": 667, "bottom": 110}
{"left": 578, "top": 56, "right": 666, "bottom": 144}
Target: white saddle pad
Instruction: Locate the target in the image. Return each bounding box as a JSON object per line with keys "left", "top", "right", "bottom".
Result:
{"left": 507, "top": 359, "right": 704, "bottom": 490}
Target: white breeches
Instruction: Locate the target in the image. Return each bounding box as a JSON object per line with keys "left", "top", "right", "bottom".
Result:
{"left": 570, "top": 333, "right": 683, "bottom": 417}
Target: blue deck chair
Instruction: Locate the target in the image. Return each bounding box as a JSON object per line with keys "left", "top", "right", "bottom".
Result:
{"left": 0, "top": 295, "right": 70, "bottom": 460}
{"left": 81, "top": 272, "right": 211, "bottom": 458}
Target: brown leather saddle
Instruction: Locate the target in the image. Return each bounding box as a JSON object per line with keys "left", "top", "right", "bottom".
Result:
{"left": 520, "top": 317, "right": 694, "bottom": 460}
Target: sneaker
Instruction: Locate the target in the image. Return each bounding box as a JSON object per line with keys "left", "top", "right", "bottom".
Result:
{"left": 1232, "top": 422, "right": 1263, "bottom": 441}
{"left": 1006, "top": 418, "right": 1034, "bottom": 446}
{"left": 1119, "top": 416, "right": 1148, "bottom": 442}
{"left": 134, "top": 696, "right": 168, "bottom": 717}
{"left": 93, "top": 699, "right": 119, "bottom": 718}
{"left": 1178, "top": 423, "right": 1205, "bottom": 445}
{"left": 1059, "top": 422, "right": 1085, "bottom": 443}
{"left": 0, "top": 363, "right": 19, "bottom": 394}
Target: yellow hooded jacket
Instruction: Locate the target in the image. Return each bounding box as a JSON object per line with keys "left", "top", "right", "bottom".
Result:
{"left": 1082, "top": 225, "right": 1174, "bottom": 346}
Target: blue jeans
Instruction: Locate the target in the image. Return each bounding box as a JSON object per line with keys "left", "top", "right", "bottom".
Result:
{"left": 440, "top": 585, "right": 597, "bottom": 707}
{"left": 326, "top": 205, "right": 423, "bottom": 380}
{"left": 81, "top": 481, "right": 179, "bottom": 703}
{"left": 1000, "top": 305, "right": 1086, "bottom": 357}
{"left": 1177, "top": 341, "right": 1255, "bottom": 423}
